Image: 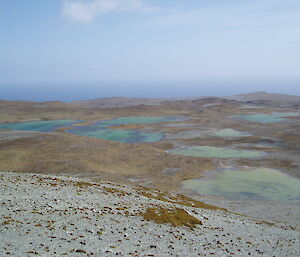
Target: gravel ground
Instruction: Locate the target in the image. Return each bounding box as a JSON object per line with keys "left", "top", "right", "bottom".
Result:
{"left": 0, "top": 171, "right": 299, "bottom": 257}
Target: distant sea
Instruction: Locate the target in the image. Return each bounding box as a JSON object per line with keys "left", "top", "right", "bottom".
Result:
{"left": 1, "top": 80, "right": 300, "bottom": 102}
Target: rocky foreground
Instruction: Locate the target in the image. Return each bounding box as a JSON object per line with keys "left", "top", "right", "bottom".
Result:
{"left": 0, "top": 172, "right": 299, "bottom": 257}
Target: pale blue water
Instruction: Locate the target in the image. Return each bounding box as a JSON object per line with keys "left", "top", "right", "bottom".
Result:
{"left": 168, "top": 146, "right": 266, "bottom": 158}
{"left": 0, "top": 120, "right": 81, "bottom": 132}
{"left": 182, "top": 168, "right": 300, "bottom": 201}
{"left": 68, "top": 128, "right": 164, "bottom": 143}
{"left": 212, "top": 129, "right": 251, "bottom": 137}
{"left": 97, "top": 116, "right": 185, "bottom": 125}
{"left": 67, "top": 116, "right": 183, "bottom": 143}
{"left": 2, "top": 81, "right": 300, "bottom": 102}
{"left": 232, "top": 113, "right": 299, "bottom": 123}
{"left": 0, "top": 116, "right": 183, "bottom": 143}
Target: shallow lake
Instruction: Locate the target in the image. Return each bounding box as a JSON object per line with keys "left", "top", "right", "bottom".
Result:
{"left": 67, "top": 128, "right": 164, "bottom": 143}
{"left": 98, "top": 116, "right": 185, "bottom": 125}
{"left": 0, "top": 120, "right": 81, "bottom": 132}
{"left": 168, "top": 146, "right": 265, "bottom": 158}
{"left": 211, "top": 129, "right": 251, "bottom": 138}
{"left": 168, "top": 128, "right": 250, "bottom": 140}
{"left": 0, "top": 116, "right": 184, "bottom": 143}
{"left": 67, "top": 116, "right": 183, "bottom": 143}
{"left": 182, "top": 168, "right": 300, "bottom": 201}
{"left": 232, "top": 113, "right": 299, "bottom": 123}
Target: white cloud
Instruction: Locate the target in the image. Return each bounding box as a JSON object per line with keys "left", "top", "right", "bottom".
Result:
{"left": 62, "top": 0, "right": 156, "bottom": 23}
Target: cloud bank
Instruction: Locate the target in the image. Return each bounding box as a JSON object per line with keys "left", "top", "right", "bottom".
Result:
{"left": 62, "top": 0, "right": 155, "bottom": 23}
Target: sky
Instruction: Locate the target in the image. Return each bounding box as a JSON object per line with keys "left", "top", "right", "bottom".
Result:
{"left": 1, "top": 0, "right": 300, "bottom": 101}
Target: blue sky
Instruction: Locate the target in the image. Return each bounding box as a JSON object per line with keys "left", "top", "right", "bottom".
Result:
{"left": 1, "top": 0, "right": 300, "bottom": 101}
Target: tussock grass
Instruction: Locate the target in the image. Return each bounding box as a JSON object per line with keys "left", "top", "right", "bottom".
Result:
{"left": 103, "top": 187, "right": 129, "bottom": 196}
{"left": 73, "top": 181, "right": 95, "bottom": 188}
{"left": 140, "top": 207, "right": 202, "bottom": 229}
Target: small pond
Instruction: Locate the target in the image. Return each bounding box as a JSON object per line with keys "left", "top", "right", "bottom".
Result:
{"left": 168, "top": 146, "right": 266, "bottom": 158}
{"left": 0, "top": 120, "right": 81, "bottom": 132}
{"left": 232, "top": 113, "right": 299, "bottom": 123}
{"left": 211, "top": 129, "right": 251, "bottom": 138}
{"left": 182, "top": 168, "right": 300, "bottom": 201}
{"left": 168, "top": 129, "right": 250, "bottom": 140}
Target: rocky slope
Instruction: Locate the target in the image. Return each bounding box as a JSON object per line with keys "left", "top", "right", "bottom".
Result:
{"left": 0, "top": 172, "right": 299, "bottom": 256}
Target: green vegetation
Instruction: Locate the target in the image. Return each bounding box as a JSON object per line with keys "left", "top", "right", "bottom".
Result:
{"left": 140, "top": 207, "right": 202, "bottom": 229}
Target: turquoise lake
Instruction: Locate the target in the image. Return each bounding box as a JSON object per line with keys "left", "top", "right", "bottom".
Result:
{"left": 68, "top": 128, "right": 164, "bottom": 143}
{"left": 167, "top": 129, "right": 251, "bottom": 140}
{"left": 0, "top": 120, "right": 81, "bottom": 132}
{"left": 168, "top": 146, "right": 266, "bottom": 158}
{"left": 97, "top": 116, "right": 185, "bottom": 125}
{"left": 182, "top": 168, "right": 300, "bottom": 201}
{"left": 0, "top": 116, "right": 184, "bottom": 143}
{"left": 232, "top": 113, "right": 299, "bottom": 123}
{"left": 67, "top": 116, "right": 184, "bottom": 143}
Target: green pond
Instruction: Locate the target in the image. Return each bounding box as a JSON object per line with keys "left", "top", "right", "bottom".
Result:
{"left": 168, "top": 146, "right": 265, "bottom": 158}
{"left": 182, "top": 168, "right": 300, "bottom": 201}
{"left": 0, "top": 120, "right": 81, "bottom": 132}
{"left": 68, "top": 128, "right": 164, "bottom": 143}
{"left": 168, "top": 129, "right": 250, "bottom": 140}
{"left": 232, "top": 113, "right": 299, "bottom": 123}
{"left": 67, "top": 116, "right": 184, "bottom": 143}
{"left": 212, "top": 129, "right": 251, "bottom": 137}
{"left": 98, "top": 116, "right": 184, "bottom": 125}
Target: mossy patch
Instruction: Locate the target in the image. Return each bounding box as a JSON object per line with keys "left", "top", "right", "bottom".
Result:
{"left": 103, "top": 187, "right": 129, "bottom": 196}
{"left": 73, "top": 181, "right": 95, "bottom": 188}
{"left": 138, "top": 188, "right": 225, "bottom": 211}
{"left": 140, "top": 207, "right": 202, "bottom": 229}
